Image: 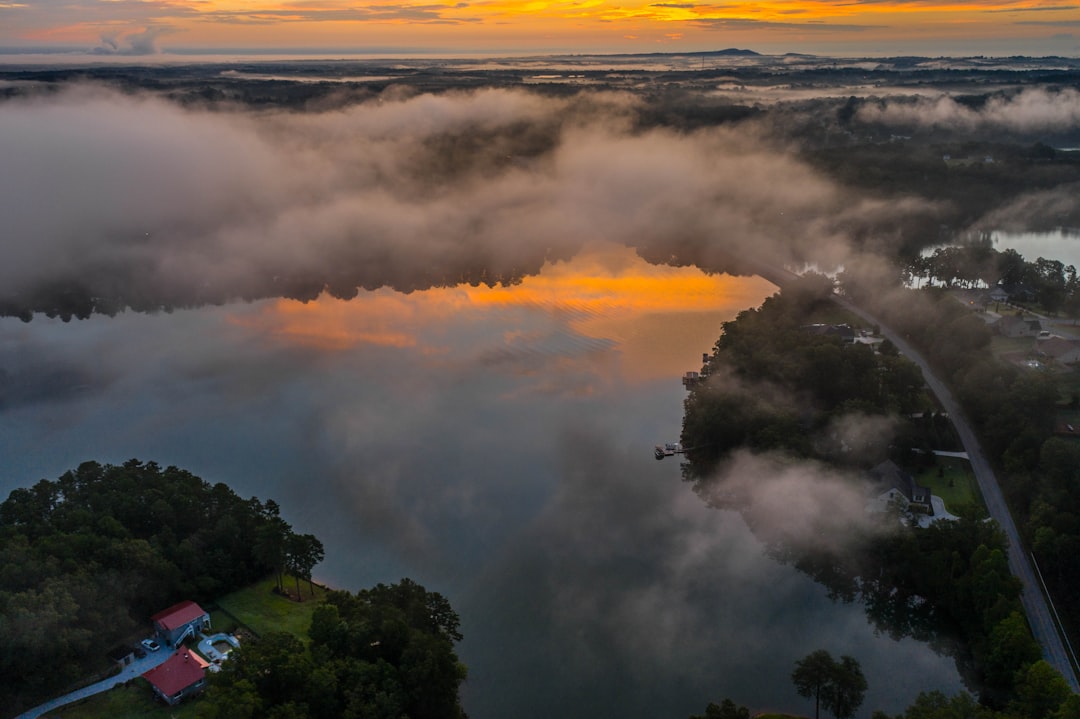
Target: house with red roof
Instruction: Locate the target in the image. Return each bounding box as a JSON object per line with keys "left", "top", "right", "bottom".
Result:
{"left": 151, "top": 600, "right": 211, "bottom": 647}
{"left": 142, "top": 648, "right": 210, "bottom": 706}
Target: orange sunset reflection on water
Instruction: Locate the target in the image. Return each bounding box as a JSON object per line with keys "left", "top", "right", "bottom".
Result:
{"left": 233, "top": 244, "right": 776, "bottom": 383}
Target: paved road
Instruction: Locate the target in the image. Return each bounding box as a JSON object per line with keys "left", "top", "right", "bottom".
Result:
{"left": 13, "top": 648, "right": 175, "bottom": 719}
{"left": 835, "top": 293, "right": 1080, "bottom": 692}
{"left": 755, "top": 263, "right": 1080, "bottom": 691}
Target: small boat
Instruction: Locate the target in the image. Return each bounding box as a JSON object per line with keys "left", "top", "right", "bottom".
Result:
{"left": 654, "top": 442, "right": 683, "bottom": 460}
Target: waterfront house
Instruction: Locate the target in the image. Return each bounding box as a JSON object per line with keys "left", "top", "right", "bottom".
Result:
{"left": 869, "top": 460, "right": 933, "bottom": 515}
{"left": 142, "top": 648, "right": 209, "bottom": 706}
{"left": 151, "top": 600, "right": 211, "bottom": 647}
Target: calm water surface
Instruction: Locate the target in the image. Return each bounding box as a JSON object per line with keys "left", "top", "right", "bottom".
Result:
{"left": 993, "top": 229, "right": 1080, "bottom": 269}
{"left": 0, "top": 244, "right": 962, "bottom": 718}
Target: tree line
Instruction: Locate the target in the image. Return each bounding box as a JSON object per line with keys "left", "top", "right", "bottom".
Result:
{"left": 907, "top": 242, "right": 1080, "bottom": 316}
{"left": 841, "top": 262, "right": 1080, "bottom": 674}
{"left": 679, "top": 277, "right": 1054, "bottom": 707}
{"left": 694, "top": 652, "right": 1075, "bottom": 719}
{"left": 196, "top": 579, "right": 467, "bottom": 719}
{"left": 792, "top": 650, "right": 868, "bottom": 719}
{"left": 681, "top": 274, "right": 925, "bottom": 471}
{"left": 0, "top": 459, "right": 321, "bottom": 716}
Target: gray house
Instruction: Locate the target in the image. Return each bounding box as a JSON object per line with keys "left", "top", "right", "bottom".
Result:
{"left": 869, "top": 460, "right": 933, "bottom": 515}
{"left": 151, "top": 600, "right": 211, "bottom": 647}
{"left": 993, "top": 314, "right": 1042, "bottom": 338}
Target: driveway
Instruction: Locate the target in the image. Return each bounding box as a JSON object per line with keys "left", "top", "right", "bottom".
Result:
{"left": 13, "top": 647, "right": 175, "bottom": 719}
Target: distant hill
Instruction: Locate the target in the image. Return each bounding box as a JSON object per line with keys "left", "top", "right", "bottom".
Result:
{"left": 707, "top": 48, "right": 762, "bottom": 56}
{"left": 630, "top": 48, "right": 762, "bottom": 58}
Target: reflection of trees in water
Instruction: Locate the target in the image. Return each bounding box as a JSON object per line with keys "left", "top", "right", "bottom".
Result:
{"left": 0, "top": 248, "right": 569, "bottom": 323}
{"left": 683, "top": 465, "right": 1022, "bottom": 697}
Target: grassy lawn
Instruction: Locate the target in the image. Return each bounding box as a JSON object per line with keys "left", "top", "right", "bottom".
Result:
{"left": 1056, "top": 374, "right": 1080, "bottom": 404}
{"left": 45, "top": 577, "right": 329, "bottom": 718}
{"left": 990, "top": 334, "right": 1036, "bottom": 359}
{"left": 48, "top": 682, "right": 198, "bottom": 719}
{"left": 215, "top": 574, "right": 329, "bottom": 640}
{"left": 916, "top": 457, "right": 981, "bottom": 515}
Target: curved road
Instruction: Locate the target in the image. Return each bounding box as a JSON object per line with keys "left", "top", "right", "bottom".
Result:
{"left": 757, "top": 263, "right": 1080, "bottom": 691}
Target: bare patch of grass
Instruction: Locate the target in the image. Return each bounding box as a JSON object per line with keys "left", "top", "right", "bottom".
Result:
{"left": 49, "top": 682, "right": 198, "bottom": 719}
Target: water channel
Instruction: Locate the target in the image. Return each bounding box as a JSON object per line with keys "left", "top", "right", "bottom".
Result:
{"left": 0, "top": 243, "right": 963, "bottom": 718}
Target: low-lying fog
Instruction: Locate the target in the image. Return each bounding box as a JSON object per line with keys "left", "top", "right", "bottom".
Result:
{"left": 4, "top": 69, "right": 1070, "bottom": 715}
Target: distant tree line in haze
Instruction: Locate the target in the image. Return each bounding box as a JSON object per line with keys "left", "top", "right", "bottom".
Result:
{"left": 909, "top": 242, "right": 1080, "bottom": 317}
{"left": 0, "top": 460, "right": 320, "bottom": 716}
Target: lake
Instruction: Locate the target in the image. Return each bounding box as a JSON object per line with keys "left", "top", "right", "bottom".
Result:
{"left": 0, "top": 243, "right": 962, "bottom": 718}
{"left": 992, "top": 229, "right": 1080, "bottom": 269}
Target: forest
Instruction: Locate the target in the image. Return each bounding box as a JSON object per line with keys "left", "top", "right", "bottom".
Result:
{"left": 197, "top": 579, "right": 467, "bottom": 719}
{"left": 841, "top": 256, "right": 1080, "bottom": 657}
{"left": 0, "top": 460, "right": 319, "bottom": 715}
{"left": 680, "top": 276, "right": 1064, "bottom": 711}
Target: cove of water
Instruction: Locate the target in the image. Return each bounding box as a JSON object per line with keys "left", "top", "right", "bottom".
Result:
{"left": 991, "top": 229, "right": 1080, "bottom": 268}
{"left": 0, "top": 244, "right": 962, "bottom": 718}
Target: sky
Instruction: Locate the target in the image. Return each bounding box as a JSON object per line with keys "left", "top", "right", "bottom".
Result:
{"left": 1, "top": 0, "right": 1079, "bottom": 58}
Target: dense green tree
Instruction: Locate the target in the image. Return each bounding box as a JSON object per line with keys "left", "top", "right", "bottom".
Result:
{"left": 690, "top": 698, "right": 752, "bottom": 719}
{"left": 792, "top": 650, "right": 839, "bottom": 719}
{"left": 825, "top": 655, "right": 868, "bottom": 719}
{"left": 1011, "top": 660, "right": 1072, "bottom": 719}
{"left": 200, "top": 580, "right": 467, "bottom": 719}
{"left": 902, "top": 690, "right": 996, "bottom": 719}
{"left": 286, "top": 532, "right": 325, "bottom": 599}
{"left": 981, "top": 611, "right": 1042, "bottom": 693}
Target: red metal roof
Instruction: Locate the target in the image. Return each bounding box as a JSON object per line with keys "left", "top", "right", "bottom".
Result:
{"left": 151, "top": 600, "right": 207, "bottom": 631}
{"left": 142, "top": 649, "right": 209, "bottom": 697}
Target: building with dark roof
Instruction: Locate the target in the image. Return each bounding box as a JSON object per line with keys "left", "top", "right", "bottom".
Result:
{"left": 993, "top": 314, "right": 1041, "bottom": 338}
{"left": 869, "top": 460, "right": 933, "bottom": 515}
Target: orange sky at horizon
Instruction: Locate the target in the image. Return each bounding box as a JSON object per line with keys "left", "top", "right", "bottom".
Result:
{"left": 230, "top": 245, "right": 777, "bottom": 384}
{"left": 3, "top": 0, "right": 1079, "bottom": 56}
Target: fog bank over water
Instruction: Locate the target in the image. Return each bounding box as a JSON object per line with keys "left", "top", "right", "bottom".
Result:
{"left": 0, "top": 83, "right": 943, "bottom": 318}
{"left": 0, "top": 248, "right": 963, "bottom": 717}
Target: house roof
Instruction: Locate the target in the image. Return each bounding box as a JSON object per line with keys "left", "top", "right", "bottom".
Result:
{"left": 151, "top": 600, "right": 208, "bottom": 631}
{"left": 869, "top": 460, "right": 931, "bottom": 505}
{"left": 142, "top": 649, "right": 209, "bottom": 697}
{"left": 995, "top": 315, "right": 1040, "bottom": 331}
{"left": 1038, "top": 336, "right": 1080, "bottom": 359}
